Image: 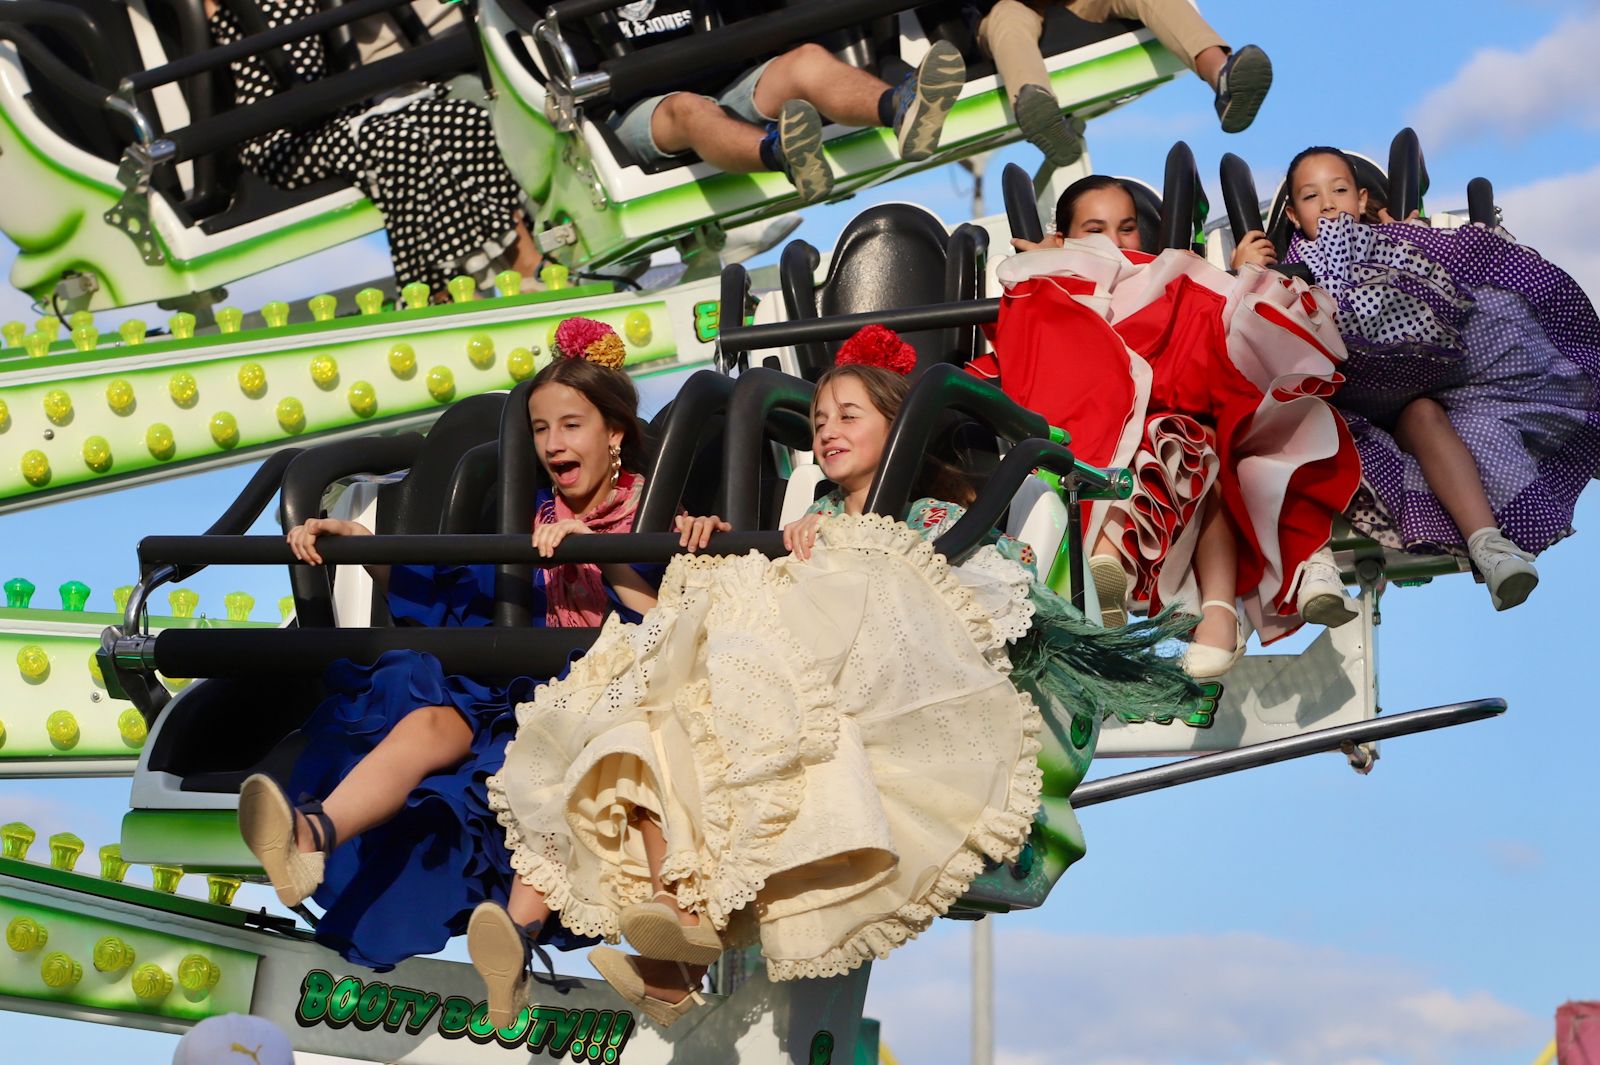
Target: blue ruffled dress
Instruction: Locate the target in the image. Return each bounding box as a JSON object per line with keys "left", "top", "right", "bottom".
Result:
{"left": 287, "top": 495, "right": 663, "bottom": 971}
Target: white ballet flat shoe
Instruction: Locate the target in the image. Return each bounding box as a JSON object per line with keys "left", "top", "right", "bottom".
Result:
{"left": 1296, "top": 546, "right": 1359, "bottom": 628}
{"left": 1181, "top": 600, "right": 1248, "bottom": 679}
{"left": 238, "top": 773, "right": 329, "bottom": 909}
{"left": 1468, "top": 529, "right": 1538, "bottom": 611}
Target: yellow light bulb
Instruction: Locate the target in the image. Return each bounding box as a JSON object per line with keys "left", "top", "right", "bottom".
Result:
{"left": 238, "top": 362, "right": 268, "bottom": 398}
{"left": 426, "top": 366, "right": 455, "bottom": 402}
{"left": 71, "top": 324, "right": 98, "bottom": 351}
{"left": 178, "top": 953, "right": 220, "bottom": 993}
{"left": 307, "top": 294, "right": 337, "bottom": 322}
{"left": 47, "top": 832, "right": 84, "bottom": 871}
{"left": 355, "top": 288, "right": 384, "bottom": 315}
{"left": 388, "top": 343, "right": 416, "bottom": 378}
{"left": 6, "top": 915, "right": 45, "bottom": 951}
{"left": 41, "top": 951, "right": 82, "bottom": 989}
{"left": 209, "top": 411, "right": 240, "bottom": 449}
{"left": 624, "top": 309, "right": 653, "bottom": 347}
{"left": 168, "top": 588, "right": 198, "bottom": 618}
{"left": 46, "top": 710, "right": 80, "bottom": 750}
{"left": 260, "top": 302, "right": 290, "bottom": 328}
{"left": 17, "top": 645, "right": 49, "bottom": 681}
{"left": 223, "top": 591, "right": 254, "bottom": 622}
{"left": 215, "top": 307, "right": 243, "bottom": 334}
{"left": 466, "top": 334, "right": 495, "bottom": 369}
{"left": 168, "top": 372, "right": 199, "bottom": 408}
{"left": 105, "top": 378, "right": 136, "bottom": 415}
{"left": 118, "top": 708, "right": 147, "bottom": 748}
{"left": 495, "top": 270, "right": 522, "bottom": 297}
{"left": 87, "top": 651, "right": 104, "bottom": 685}
{"left": 206, "top": 874, "right": 242, "bottom": 907}
{"left": 309, "top": 354, "right": 339, "bottom": 389}
{"left": 146, "top": 423, "right": 176, "bottom": 460}
{"left": 150, "top": 864, "right": 183, "bottom": 893}
{"left": 42, "top": 389, "right": 72, "bottom": 426}
{"left": 0, "top": 397, "right": 10, "bottom": 432}
{"left": 20, "top": 449, "right": 51, "bottom": 487}
{"left": 131, "top": 963, "right": 173, "bottom": 1001}
{"left": 401, "top": 282, "right": 431, "bottom": 310}
{"left": 98, "top": 843, "right": 130, "bottom": 882}
{"left": 82, "top": 435, "right": 113, "bottom": 473}
{"left": 446, "top": 276, "right": 476, "bottom": 304}
{"left": 118, "top": 319, "right": 147, "bottom": 346}
{"left": 276, "top": 396, "right": 306, "bottom": 434}
{"left": 347, "top": 381, "right": 377, "bottom": 418}
{"left": 507, "top": 347, "right": 536, "bottom": 382}
{"left": 93, "top": 935, "right": 135, "bottom": 974}
{"left": 168, "top": 312, "right": 196, "bottom": 340}
{"left": 2, "top": 822, "right": 37, "bottom": 860}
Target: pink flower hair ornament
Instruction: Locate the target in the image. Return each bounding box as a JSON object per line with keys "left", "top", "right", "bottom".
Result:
{"left": 835, "top": 324, "right": 917, "bottom": 376}
{"left": 552, "top": 316, "right": 627, "bottom": 370}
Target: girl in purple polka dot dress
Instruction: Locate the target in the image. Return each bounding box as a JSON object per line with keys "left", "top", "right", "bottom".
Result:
{"left": 1239, "top": 147, "right": 1600, "bottom": 611}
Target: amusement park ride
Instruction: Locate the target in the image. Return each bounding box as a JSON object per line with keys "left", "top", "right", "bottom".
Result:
{"left": 0, "top": 0, "right": 1515, "bottom": 1061}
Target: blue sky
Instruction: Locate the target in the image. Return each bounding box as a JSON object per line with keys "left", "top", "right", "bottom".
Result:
{"left": 3, "top": 0, "right": 1598, "bottom": 1061}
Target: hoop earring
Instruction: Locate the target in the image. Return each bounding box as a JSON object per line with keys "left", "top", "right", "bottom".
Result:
{"left": 609, "top": 444, "right": 621, "bottom": 488}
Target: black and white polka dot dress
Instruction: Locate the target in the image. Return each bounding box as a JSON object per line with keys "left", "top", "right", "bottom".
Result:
{"left": 209, "top": 0, "right": 528, "bottom": 297}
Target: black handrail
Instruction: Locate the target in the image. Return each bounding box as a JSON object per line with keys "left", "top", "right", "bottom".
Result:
{"left": 719, "top": 298, "right": 1000, "bottom": 356}
{"left": 637, "top": 370, "right": 736, "bottom": 533}
{"left": 138, "top": 531, "right": 790, "bottom": 567}
{"left": 716, "top": 262, "right": 754, "bottom": 373}
{"left": 0, "top": 26, "right": 118, "bottom": 111}
{"left": 0, "top": 1, "right": 121, "bottom": 88}
{"left": 719, "top": 368, "right": 815, "bottom": 529}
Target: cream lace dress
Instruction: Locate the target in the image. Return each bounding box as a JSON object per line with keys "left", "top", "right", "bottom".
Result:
{"left": 486, "top": 509, "right": 1043, "bottom": 980}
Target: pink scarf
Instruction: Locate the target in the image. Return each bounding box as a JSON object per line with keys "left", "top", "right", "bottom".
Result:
{"left": 537, "top": 469, "right": 642, "bottom": 628}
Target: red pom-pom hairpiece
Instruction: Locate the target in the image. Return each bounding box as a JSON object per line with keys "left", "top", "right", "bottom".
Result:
{"left": 836, "top": 324, "right": 916, "bottom": 376}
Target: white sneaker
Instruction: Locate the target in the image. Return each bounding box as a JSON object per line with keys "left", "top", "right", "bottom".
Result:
{"left": 1295, "top": 546, "right": 1358, "bottom": 628}
{"left": 1467, "top": 529, "right": 1538, "bottom": 611}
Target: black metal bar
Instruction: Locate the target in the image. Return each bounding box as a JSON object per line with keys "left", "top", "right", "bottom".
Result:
{"left": 162, "top": 33, "right": 475, "bottom": 164}
{"left": 637, "top": 370, "right": 736, "bottom": 533}
{"left": 1073, "top": 698, "right": 1507, "bottom": 807}
{"left": 0, "top": 26, "right": 117, "bottom": 110}
{"left": 1466, "top": 177, "right": 1495, "bottom": 227}
{"left": 495, "top": 379, "right": 540, "bottom": 628}
{"left": 716, "top": 262, "right": 754, "bottom": 374}
{"left": 594, "top": 0, "right": 923, "bottom": 103}
{"left": 1158, "top": 140, "right": 1199, "bottom": 251}
{"left": 125, "top": 0, "right": 412, "bottom": 91}
{"left": 865, "top": 365, "right": 1048, "bottom": 518}
{"left": 1388, "top": 126, "right": 1422, "bottom": 220}
{"left": 442, "top": 441, "right": 498, "bottom": 534}
{"left": 720, "top": 368, "right": 816, "bottom": 529}
{"left": 0, "top": 2, "right": 120, "bottom": 87}
{"left": 1219, "top": 151, "right": 1263, "bottom": 244}
{"left": 137, "top": 531, "right": 791, "bottom": 567}
{"left": 720, "top": 299, "right": 1000, "bottom": 356}
{"left": 938, "top": 438, "right": 1102, "bottom": 566}
{"left": 1002, "top": 161, "right": 1043, "bottom": 243}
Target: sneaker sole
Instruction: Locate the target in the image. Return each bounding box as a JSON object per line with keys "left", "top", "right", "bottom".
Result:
{"left": 777, "top": 101, "right": 832, "bottom": 205}
{"left": 897, "top": 40, "right": 965, "bottom": 162}
{"left": 238, "top": 775, "right": 310, "bottom": 908}
{"left": 1014, "top": 91, "right": 1084, "bottom": 168}
{"left": 1218, "top": 45, "right": 1272, "bottom": 134}
{"left": 1087, "top": 555, "right": 1129, "bottom": 629}
{"left": 468, "top": 904, "right": 531, "bottom": 1029}
{"left": 1300, "top": 592, "right": 1359, "bottom": 629}
{"left": 1490, "top": 570, "right": 1538, "bottom": 611}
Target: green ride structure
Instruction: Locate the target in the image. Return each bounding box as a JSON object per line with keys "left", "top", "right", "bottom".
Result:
{"left": 0, "top": 1, "right": 1512, "bottom": 1061}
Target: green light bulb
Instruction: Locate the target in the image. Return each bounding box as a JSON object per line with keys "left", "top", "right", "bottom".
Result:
{"left": 47, "top": 832, "right": 84, "bottom": 871}
{"left": 238, "top": 362, "right": 267, "bottom": 398}
{"left": 276, "top": 397, "right": 306, "bottom": 435}
{"left": 169, "top": 312, "right": 196, "bottom": 340}
{"left": 466, "top": 334, "right": 495, "bottom": 369}
{"left": 388, "top": 342, "right": 416, "bottom": 378}
{"left": 507, "top": 347, "right": 536, "bottom": 382}
{"left": 93, "top": 935, "right": 135, "bottom": 974}
{"left": 347, "top": 381, "right": 377, "bottom": 418}
{"left": 168, "top": 588, "right": 198, "bottom": 618}
{"left": 215, "top": 307, "right": 243, "bottom": 334}
{"left": 146, "top": 423, "right": 176, "bottom": 461}
{"left": 71, "top": 324, "right": 98, "bottom": 351}
{"left": 624, "top": 309, "right": 652, "bottom": 347}
{"left": 106, "top": 378, "right": 136, "bottom": 416}
{"left": 68, "top": 311, "right": 93, "bottom": 331}
{"left": 58, "top": 580, "right": 90, "bottom": 611}
{"left": 168, "top": 371, "right": 199, "bottom": 408}
{"left": 494, "top": 270, "right": 522, "bottom": 298}
{"left": 118, "top": 319, "right": 146, "bottom": 346}
{"left": 309, "top": 354, "right": 339, "bottom": 389}
{"left": 42, "top": 389, "right": 73, "bottom": 425}
{"left": 17, "top": 644, "right": 49, "bottom": 681}
{"left": 206, "top": 874, "right": 242, "bottom": 907}
{"left": 41, "top": 951, "right": 82, "bottom": 989}
{"left": 401, "top": 281, "right": 431, "bottom": 310}
{"left": 223, "top": 591, "right": 254, "bottom": 622}
{"left": 426, "top": 366, "right": 455, "bottom": 402}
{"left": 5, "top": 577, "right": 35, "bottom": 608}
{"left": 307, "top": 294, "right": 337, "bottom": 322}
{"left": 278, "top": 595, "right": 295, "bottom": 621}
{"left": 355, "top": 288, "right": 384, "bottom": 315}
{"left": 6, "top": 915, "right": 46, "bottom": 951}
{"left": 34, "top": 316, "right": 60, "bottom": 342}
{"left": 209, "top": 411, "right": 240, "bottom": 449}
{"left": 113, "top": 585, "right": 133, "bottom": 613}
{"left": 2, "top": 821, "right": 37, "bottom": 860}
{"left": 22, "top": 332, "right": 51, "bottom": 358}
{"left": 150, "top": 864, "right": 183, "bottom": 893}
{"left": 98, "top": 843, "right": 129, "bottom": 882}
{"left": 118, "top": 708, "right": 147, "bottom": 748}
{"left": 540, "top": 262, "right": 569, "bottom": 290}
{"left": 177, "top": 953, "right": 220, "bottom": 993}
{"left": 261, "top": 301, "right": 290, "bottom": 328}
{"left": 446, "top": 275, "right": 476, "bottom": 304}
{"left": 131, "top": 963, "right": 173, "bottom": 1001}
{"left": 46, "top": 710, "right": 80, "bottom": 750}
{"left": 1, "top": 321, "right": 25, "bottom": 347}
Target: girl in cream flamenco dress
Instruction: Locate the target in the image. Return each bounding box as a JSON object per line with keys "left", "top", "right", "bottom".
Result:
{"left": 479, "top": 331, "right": 1196, "bottom": 1026}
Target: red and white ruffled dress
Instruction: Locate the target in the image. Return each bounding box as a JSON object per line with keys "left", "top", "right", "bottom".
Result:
{"left": 969, "top": 238, "right": 1362, "bottom": 643}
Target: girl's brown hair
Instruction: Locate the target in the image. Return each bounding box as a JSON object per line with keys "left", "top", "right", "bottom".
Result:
{"left": 813, "top": 364, "right": 976, "bottom": 506}
{"left": 528, "top": 356, "right": 647, "bottom": 474}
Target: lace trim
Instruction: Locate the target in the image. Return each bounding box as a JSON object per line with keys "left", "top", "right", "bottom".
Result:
{"left": 953, "top": 545, "right": 1037, "bottom": 647}
{"left": 765, "top": 687, "right": 1045, "bottom": 982}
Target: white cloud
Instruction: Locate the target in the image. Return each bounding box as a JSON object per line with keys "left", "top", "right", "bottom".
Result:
{"left": 1496, "top": 162, "right": 1600, "bottom": 299}
{"left": 1411, "top": 9, "right": 1600, "bottom": 147}
{"left": 865, "top": 926, "right": 1540, "bottom": 1065}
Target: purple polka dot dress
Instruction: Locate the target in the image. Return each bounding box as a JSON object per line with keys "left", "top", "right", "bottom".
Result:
{"left": 1285, "top": 215, "right": 1600, "bottom": 555}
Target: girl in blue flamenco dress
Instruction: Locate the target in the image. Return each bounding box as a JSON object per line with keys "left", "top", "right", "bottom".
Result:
{"left": 236, "top": 318, "right": 728, "bottom": 975}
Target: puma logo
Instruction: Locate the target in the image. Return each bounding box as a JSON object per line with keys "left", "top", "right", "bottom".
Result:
{"left": 229, "top": 1044, "right": 265, "bottom": 1065}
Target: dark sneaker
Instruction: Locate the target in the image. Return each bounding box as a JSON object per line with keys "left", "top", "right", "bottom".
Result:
{"left": 1214, "top": 44, "right": 1272, "bottom": 134}
{"left": 762, "top": 99, "right": 832, "bottom": 204}
{"left": 892, "top": 39, "right": 966, "bottom": 161}
{"left": 1014, "top": 83, "right": 1085, "bottom": 167}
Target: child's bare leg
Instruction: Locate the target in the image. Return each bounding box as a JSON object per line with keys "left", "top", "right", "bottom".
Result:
{"left": 295, "top": 705, "right": 471, "bottom": 852}
{"left": 506, "top": 878, "right": 552, "bottom": 928}
{"left": 1191, "top": 495, "right": 1240, "bottom": 651}
{"left": 633, "top": 812, "right": 701, "bottom": 928}
{"left": 1392, "top": 397, "right": 1496, "bottom": 535}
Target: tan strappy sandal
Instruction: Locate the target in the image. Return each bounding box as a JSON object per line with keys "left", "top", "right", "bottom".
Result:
{"left": 589, "top": 946, "right": 705, "bottom": 1030}
{"left": 619, "top": 891, "right": 723, "bottom": 966}
{"left": 238, "top": 773, "right": 331, "bottom": 908}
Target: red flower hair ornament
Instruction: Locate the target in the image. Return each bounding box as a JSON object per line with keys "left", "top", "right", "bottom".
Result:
{"left": 552, "top": 316, "right": 627, "bottom": 370}
{"left": 835, "top": 324, "right": 916, "bottom": 376}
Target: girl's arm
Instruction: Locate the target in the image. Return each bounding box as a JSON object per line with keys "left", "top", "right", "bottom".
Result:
{"left": 286, "top": 518, "right": 390, "bottom": 591}
{"left": 533, "top": 518, "right": 662, "bottom": 615}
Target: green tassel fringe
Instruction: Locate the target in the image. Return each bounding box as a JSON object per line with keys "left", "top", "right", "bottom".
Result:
{"left": 1009, "top": 585, "right": 1204, "bottom": 725}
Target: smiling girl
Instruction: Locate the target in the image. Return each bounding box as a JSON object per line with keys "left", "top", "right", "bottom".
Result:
{"left": 237, "top": 318, "right": 719, "bottom": 987}
{"left": 1243, "top": 147, "right": 1600, "bottom": 609}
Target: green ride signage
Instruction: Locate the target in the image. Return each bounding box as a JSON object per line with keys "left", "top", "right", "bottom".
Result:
{"left": 295, "top": 969, "right": 634, "bottom": 1060}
